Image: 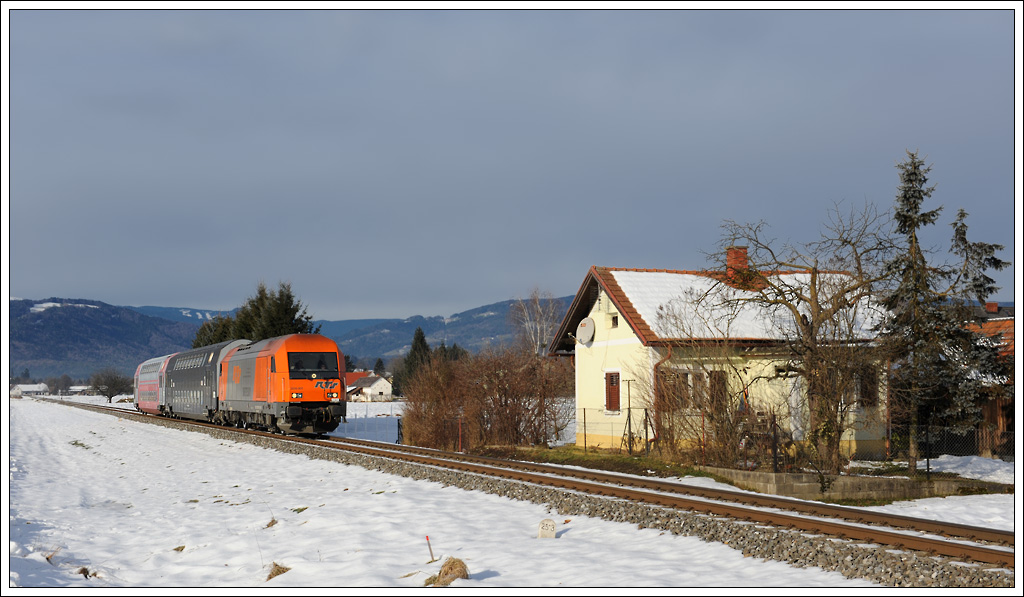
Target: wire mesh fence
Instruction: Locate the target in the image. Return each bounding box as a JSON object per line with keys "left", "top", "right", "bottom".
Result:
{"left": 889, "top": 423, "right": 1014, "bottom": 463}
{"left": 327, "top": 401, "right": 1013, "bottom": 466}
{"left": 328, "top": 402, "right": 403, "bottom": 443}
{"left": 574, "top": 407, "right": 1014, "bottom": 469}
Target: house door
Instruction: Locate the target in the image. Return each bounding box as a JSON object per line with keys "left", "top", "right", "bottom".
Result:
{"left": 605, "top": 372, "right": 620, "bottom": 411}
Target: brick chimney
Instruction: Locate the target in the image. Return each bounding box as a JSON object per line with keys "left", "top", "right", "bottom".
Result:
{"left": 726, "top": 246, "right": 748, "bottom": 279}
{"left": 985, "top": 301, "right": 999, "bottom": 314}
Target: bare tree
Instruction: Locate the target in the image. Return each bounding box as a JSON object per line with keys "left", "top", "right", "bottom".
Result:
{"left": 402, "top": 346, "right": 574, "bottom": 451}
{"left": 89, "top": 368, "right": 134, "bottom": 403}
{"left": 509, "top": 288, "right": 565, "bottom": 356}
{"left": 708, "top": 202, "right": 895, "bottom": 473}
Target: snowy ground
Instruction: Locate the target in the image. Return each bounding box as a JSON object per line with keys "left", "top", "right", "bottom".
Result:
{"left": 5, "top": 395, "right": 1019, "bottom": 589}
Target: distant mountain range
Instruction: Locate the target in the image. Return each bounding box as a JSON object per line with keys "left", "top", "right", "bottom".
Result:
{"left": 8, "top": 296, "right": 571, "bottom": 380}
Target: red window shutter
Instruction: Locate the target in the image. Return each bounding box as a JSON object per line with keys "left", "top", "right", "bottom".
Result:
{"left": 605, "top": 372, "right": 620, "bottom": 411}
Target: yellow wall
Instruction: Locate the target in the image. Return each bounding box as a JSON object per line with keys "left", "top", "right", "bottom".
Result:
{"left": 574, "top": 290, "right": 652, "bottom": 449}
{"left": 572, "top": 289, "right": 888, "bottom": 457}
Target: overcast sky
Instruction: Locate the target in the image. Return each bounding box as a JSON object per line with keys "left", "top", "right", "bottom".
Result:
{"left": 6, "top": 7, "right": 1020, "bottom": 321}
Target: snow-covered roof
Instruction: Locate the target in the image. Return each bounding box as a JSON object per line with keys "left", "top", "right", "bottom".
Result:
{"left": 611, "top": 269, "right": 881, "bottom": 341}
{"left": 549, "top": 264, "right": 883, "bottom": 355}
{"left": 12, "top": 384, "right": 50, "bottom": 393}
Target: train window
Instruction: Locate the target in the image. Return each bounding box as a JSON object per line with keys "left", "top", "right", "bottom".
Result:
{"left": 288, "top": 352, "right": 339, "bottom": 379}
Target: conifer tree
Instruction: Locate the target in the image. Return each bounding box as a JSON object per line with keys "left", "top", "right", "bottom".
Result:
{"left": 392, "top": 327, "right": 431, "bottom": 396}
{"left": 404, "top": 326, "right": 432, "bottom": 378}
{"left": 191, "top": 281, "right": 321, "bottom": 347}
{"left": 193, "top": 314, "right": 235, "bottom": 348}
{"left": 878, "top": 151, "right": 1010, "bottom": 472}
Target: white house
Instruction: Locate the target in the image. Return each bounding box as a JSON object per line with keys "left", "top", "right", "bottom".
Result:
{"left": 11, "top": 383, "right": 50, "bottom": 397}
{"left": 348, "top": 376, "right": 394, "bottom": 402}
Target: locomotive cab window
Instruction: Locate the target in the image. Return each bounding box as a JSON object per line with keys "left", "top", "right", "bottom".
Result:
{"left": 288, "top": 352, "right": 340, "bottom": 379}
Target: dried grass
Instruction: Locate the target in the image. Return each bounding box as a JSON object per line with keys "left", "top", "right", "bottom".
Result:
{"left": 424, "top": 557, "right": 469, "bottom": 587}
{"left": 267, "top": 562, "right": 290, "bottom": 581}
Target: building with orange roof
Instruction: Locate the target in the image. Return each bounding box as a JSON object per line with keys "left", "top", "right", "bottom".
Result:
{"left": 969, "top": 310, "right": 1014, "bottom": 460}
{"left": 549, "top": 247, "right": 888, "bottom": 459}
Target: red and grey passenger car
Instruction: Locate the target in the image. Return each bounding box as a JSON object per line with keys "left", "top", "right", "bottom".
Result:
{"left": 133, "top": 334, "right": 347, "bottom": 435}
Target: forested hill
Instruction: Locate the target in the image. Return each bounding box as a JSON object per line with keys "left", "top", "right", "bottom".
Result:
{"left": 332, "top": 297, "right": 573, "bottom": 360}
{"left": 8, "top": 296, "right": 573, "bottom": 380}
{"left": 9, "top": 298, "right": 200, "bottom": 379}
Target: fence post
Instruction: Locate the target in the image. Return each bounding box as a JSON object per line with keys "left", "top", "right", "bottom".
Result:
{"left": 771, "top": 413, "right": 778, "bottom": 473}
{"left": 583, "top": 408, "right": 587, "bottom": 453}
{"left": 644, "top": 408, "right": 650, "bottom": 457}
{"left": 925, "top": 420, "right": 931, "bottom": 481}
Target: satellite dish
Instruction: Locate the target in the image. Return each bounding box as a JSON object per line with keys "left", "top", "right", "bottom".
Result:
{"left": 576, "top": 317, "right": 595, "bottom": 344}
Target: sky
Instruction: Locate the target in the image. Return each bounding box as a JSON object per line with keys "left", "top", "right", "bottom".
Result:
{"left": 6, "top": 396, "right": 1018, "bottom": 589}
{"left": 5, "top": 5, "right": 1021, "bottom": 321}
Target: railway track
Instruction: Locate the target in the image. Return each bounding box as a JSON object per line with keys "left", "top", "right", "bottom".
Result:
{"left": 76, "top": 401, "right": 1016, "bottom": 570}
{"left": 323, "top": 437, "right": 1014, "bottom": 547}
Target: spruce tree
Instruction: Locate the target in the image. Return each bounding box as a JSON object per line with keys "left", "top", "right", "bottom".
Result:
{"left": 879, "top": 151, "right": 1010, "bottom": 472}
{"left": 392, "top": 327, "right": 431, "bottom": 396}
{"left": 405, "top": 326, "right": 431, "bottom": 376}
{"left": 193, "top": 314, "right": 235, "bottom": 348}
{"left": 192, "top": 281, "right": 321, "bottom": 347}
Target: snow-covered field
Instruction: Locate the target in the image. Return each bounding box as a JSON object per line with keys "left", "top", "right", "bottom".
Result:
{"left": 5, "top": 395, "right": 1018, "bottom": 588}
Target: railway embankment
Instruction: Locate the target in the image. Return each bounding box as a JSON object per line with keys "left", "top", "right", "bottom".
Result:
{"left": 701, "top": 466, "right": 1012, "bottom": 502}
{"left": 75, "top": 405, "right": 1014, "bottom": 587}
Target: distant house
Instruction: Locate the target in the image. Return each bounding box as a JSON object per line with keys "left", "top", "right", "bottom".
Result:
{"left": 11, "top": 383, "right": 50, "bottom": 397}
{"left": 548, "top": 247, "right": 888, "bottom": 457}
{"left": 969, "top": 304, "right": 1014, "bottom": 460}
{"left": 345, "top": 371, "right": 370, "bottom": 387}
{"left": 348, "top": 376, "right": 394, "bottom": 402}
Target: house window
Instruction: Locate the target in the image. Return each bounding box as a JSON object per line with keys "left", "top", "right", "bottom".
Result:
{"left": 692, "top": 370, "right": 707, "bottom": 404}
{"left": 610, "top": 315, "right": 618, "bottom": 328}
{"left": 709, "top": 370, "right": 728, "bottom": 411}
{"left": 858, "top": 365, "right": 879, "bottom": 407}
{"left": 605, "top": 372, "right": 620, "bottom": 411}
{"left": 658, "top": 369, "right": 690, "bottom": 409}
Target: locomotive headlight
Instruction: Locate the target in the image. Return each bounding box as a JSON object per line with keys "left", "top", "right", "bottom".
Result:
{"left": 291, "top": 392, "right": 303, "bottom": 399}
{"left": 327, "top": 392, "right": 339, "bottom": 398}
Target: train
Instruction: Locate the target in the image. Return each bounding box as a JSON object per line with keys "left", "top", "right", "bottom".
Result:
{"left": 133, "top": 333, "right": 348, "bottom": 435}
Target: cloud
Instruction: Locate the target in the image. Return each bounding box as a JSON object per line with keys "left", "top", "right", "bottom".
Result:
{"left": 8, "top": 9, "right": 1017, "bottom": 320}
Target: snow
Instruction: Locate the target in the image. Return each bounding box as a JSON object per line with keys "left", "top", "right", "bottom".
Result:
{"left": 610, "top": 269, "right": 882, "bottom": 341}
{"left": 28, "top": 301, "right": 99, "bottom": 313}
{"left": 5, "top": 395, "right": 1019, "bottom": 589}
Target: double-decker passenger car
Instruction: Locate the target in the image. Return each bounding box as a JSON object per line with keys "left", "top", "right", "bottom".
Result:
{"left": 133, "top": 334, "right": 347, "bottom": 435}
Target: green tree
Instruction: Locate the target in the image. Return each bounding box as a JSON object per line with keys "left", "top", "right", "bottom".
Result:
{"left": 89, "top": 368, "right": 134, "bottom": 404}
{"left": 373, "top": 358, "right": 386, "bottom": 377}
{"left": 392, "top": 327, "right": 432, "bottom": 396}
{"left": 878, "top": 151, "right": 1010, "bottom": 472}
{"left": 193, "top": 314, "right": 235, "bottom": 348}
{"left": 192, "top": 282, "right": 321, "bottom": 347}
{"left": 434, "top": 341, "right": 469, "bottom": 362}
{"left": 233, "top": 281, "right": 321, "bottom": 341}
{"left": 14, "top": 368, "right": 32, "bottom": 384}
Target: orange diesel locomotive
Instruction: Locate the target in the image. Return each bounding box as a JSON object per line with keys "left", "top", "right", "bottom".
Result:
{"left": 133, "top": 334, "right": 347, "bottom": 435}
